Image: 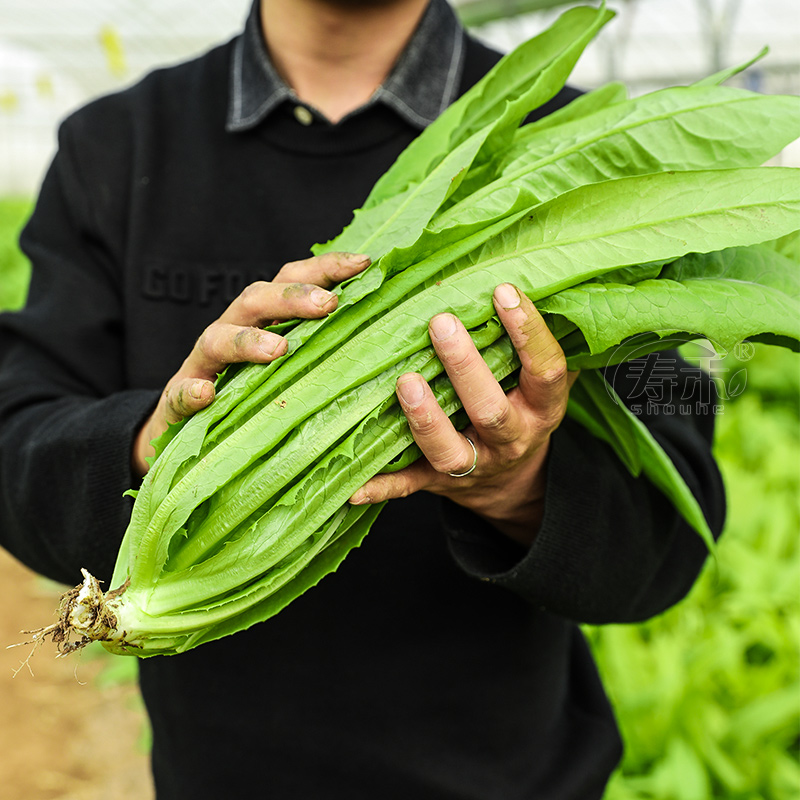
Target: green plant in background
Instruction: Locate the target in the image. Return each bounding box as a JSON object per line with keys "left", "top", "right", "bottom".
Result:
{"left": 0, "top": 199, "right": 32, "bottom": 311}
{"left": 590, "top": 344, "right": 800, "bottom": 799}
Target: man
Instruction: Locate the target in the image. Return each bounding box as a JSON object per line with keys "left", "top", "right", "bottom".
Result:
{"left": 0, "top": 0, "right": 724, "bottom": 796}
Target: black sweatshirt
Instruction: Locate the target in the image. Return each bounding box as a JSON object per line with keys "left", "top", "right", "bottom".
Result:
{"left": 0, "top": 6, "right": 725, "bottom": 798}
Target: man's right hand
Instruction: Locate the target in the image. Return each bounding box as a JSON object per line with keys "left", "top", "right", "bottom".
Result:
{"left": 132, "top": 251, "right": 370, "bottom": 477}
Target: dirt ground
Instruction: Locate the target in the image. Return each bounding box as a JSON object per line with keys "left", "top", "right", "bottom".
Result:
{"left": 0, "top": 547, "right": 153, "bottom": 800}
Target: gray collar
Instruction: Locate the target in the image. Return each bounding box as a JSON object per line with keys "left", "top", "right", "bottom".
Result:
{"left": 226, "top": 0, "right": 466, "bottom": 132}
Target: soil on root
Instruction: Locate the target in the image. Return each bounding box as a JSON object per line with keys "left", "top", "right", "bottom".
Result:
{"left": 0, "top": 548, "right": 153, "bottom": 800}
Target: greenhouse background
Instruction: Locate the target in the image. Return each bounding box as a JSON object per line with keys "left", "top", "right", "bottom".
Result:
{"left": 0, "top": 1, "right": 798, "bottom": 798}
{"left": 1, "top": 0, "right": 799, "bottom": 194}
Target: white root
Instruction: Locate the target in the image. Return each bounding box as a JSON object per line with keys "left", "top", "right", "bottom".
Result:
{"left": 10, "top": 568, "right": 130, "bottom": 657}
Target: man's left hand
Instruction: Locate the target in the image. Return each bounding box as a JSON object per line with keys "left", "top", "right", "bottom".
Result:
{"left": 349, "top": 283, "right": 579, "bottom": 547}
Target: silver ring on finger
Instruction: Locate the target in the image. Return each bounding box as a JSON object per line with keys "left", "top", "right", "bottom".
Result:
{"left": 448, "top": 435, "right": 478, "bottom": 478}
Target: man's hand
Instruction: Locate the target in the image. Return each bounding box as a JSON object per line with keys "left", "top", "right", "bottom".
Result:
{"left": 349, "top": 283, "right": 578, "bottom": 548}
{"left": 132, "top": 252, "right": 370, "bottom": 477}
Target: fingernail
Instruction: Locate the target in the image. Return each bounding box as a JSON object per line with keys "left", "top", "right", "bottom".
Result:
{"left": 397, "top": 376, "right": 425, "bottom": 407}
{"left": 430, "top": 313, "right": 457, "bottom": 341}
{"left": 310, "top": 288, "right": 334, "bottom": 307}
{"left": 494, "top": 283, "right": 520, "bottom": 310}
{"left": 346, "top": 253, "right": 371, "bottom": 266}
{"left": 350, "top": 489, "right": 369, "bottom": 505}
{"left": 189, "top": 381, "right": 205, "bottom": 400}
{"left": 259, "top": 335, "right": 285, "bottom": 357}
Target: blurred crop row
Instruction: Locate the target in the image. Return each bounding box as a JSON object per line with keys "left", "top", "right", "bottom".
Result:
{"left": 592, "top": 342, "right": 800, "bottom": 798}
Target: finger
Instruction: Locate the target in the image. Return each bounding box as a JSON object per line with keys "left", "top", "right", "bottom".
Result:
{"left": 219, "top": 280, "right": 341, "bottom": 327}
{"left": 493, "top": 283, "right": 569, "bottom": 427}
{"left": 349, "top": 460, "right": 431, "bottom": 506}
{"left": 187, "top": 322, "right": 288, "bottom": 380}
{"left": 163, "top": 378, "right": 215, "bottom": 425}
{"left": 274, "top": 251, "right": 371, "bottom": 287}
{"left": 428, "top": 313, "right": 516, "bottom": 447}
{"left": 395, "top": 373, "right": 479, "bottom": 477}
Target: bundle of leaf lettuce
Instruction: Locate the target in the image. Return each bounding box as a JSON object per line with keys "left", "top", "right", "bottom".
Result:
{"left": 36, "top": 3, "right": 800, "bottom": 657}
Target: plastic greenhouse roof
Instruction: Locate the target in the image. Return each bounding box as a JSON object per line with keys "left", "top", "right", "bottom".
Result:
{"left": 0, "top": 0, "right": 797, "bottom": 193}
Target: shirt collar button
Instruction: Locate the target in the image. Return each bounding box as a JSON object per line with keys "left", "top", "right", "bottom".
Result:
{"left": 293, "top": 105, "right": 314, "bottom": 126}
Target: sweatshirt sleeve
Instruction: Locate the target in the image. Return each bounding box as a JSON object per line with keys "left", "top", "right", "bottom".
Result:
{"left": 443, "top": 352, "right": 726, "bottom": 624}
{"left": 0, "top": 115, "right": 158, "bottom": 587}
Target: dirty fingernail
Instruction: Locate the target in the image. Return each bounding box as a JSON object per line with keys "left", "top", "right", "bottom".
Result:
{"left": 311, "top": 288, "right": 335, "bottom": 307}
{"left": 189, "top": 381, "right": 205, "bottom": 400}
{"left": 495, "top": 283, "right": 520, "bottom": 310}
{"left": 430, "top": 313, "right": 457, "bottom": 341}
{"left": 346, "top": 253, "right": 371, "bottom": 266}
